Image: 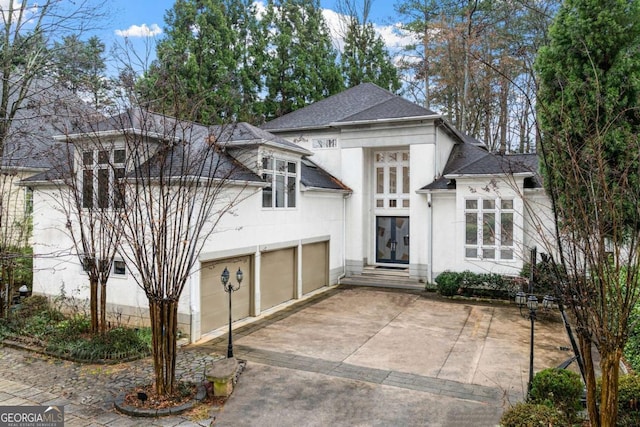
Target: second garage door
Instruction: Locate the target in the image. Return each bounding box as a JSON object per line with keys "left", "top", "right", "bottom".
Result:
{"left": 260, "top": 247, "right": 295, "bottom": 310}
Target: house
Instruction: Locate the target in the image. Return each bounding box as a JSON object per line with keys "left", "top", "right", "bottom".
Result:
{"left": 27, "top": 83, "right": 552, "bottom": 342}
{"left": 262, "top": 83, "right": 550, "bottom": 282}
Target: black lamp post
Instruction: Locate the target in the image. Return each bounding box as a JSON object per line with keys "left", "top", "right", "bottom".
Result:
{"left": 221, "top": 267, "right": 243, "bottom": 358}
{"left": 516, "top": 291, "right": 538, "bottom": 394}
{"left": 515, "top": 291, "right": 556, "bottom": 394}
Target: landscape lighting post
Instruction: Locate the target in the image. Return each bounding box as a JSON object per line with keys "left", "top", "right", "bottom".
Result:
{"left": 221, "top": 267, "right": 243, "bottom": 358}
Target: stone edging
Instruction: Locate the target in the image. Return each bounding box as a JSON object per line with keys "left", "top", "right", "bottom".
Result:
{"left": 114, "top": 384, "right": 207, "bottom": 417}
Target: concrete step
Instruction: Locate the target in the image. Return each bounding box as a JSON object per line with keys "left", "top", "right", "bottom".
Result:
{"left": 340, "top": 273, "right": 425, "bottom": 291}
{"left": 361, "top": 266, "right": 410, "bottom": 277}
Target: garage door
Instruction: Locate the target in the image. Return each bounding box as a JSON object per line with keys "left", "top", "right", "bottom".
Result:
{"left": 260, "top": 247, "right": 295, "bottom": 310}
{"left": 302, "top": 241, "right": 329, "bottom": 294}
{"left": 200, "top": 255, "right": 252, "bottom": 334}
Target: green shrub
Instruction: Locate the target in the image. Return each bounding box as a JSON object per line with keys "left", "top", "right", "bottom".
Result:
{"left": 23, "top": 309, "right": 65, "bottom": 338}
{"left": 616, "top": 374, "right": 640, "bottom": 426}
{"left": 625, "top": 304, "right": 640, "bottom": 372}
{"left": 54, "top": 315, "right": 90, "bottom": 337}
{"left": 46, "top": 326, "right": 152, "bottom": 361}
{"left": 435, "top": 270, "right": 515, "bottom": 299}
{"left": 500, "top": 402, "right": 566, "bottom": 427}
{"left": 435, "top": 271, "right": 462, "bottom": 296}
{"left": 529, "top": 368, "right": 583, "bottom": 418}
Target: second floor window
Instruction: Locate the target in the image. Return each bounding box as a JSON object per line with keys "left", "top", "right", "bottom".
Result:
{"left": 262, "top": 157, "right": 297, "bottom": 208}
{"left": 82, "top": 148, "right": 126, "bottom": 209}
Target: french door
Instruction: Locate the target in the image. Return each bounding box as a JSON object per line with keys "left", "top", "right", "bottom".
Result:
{"left": 376, "top": 216, "right": 410, "bottom": 264}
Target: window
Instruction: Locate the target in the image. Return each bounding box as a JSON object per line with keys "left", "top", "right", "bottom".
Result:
{"left": 113, "top": 259, "right": 127, "bottom": 275}
{"left": 82, "top": 148, "right": 126, "bottom": 209}
{"left": 82, "top": 256, "right": 126, "bottom": 276}
{"left": 24, "top": 187, "right": 33, "bottom": 215}
{"left": 262, "top": 156, "right": 297, "bottom": 208}
{"left": 374, "top": 150, "right": 410, "bottom": 209}
{"left": 312, "top": 138, "right": 337, "bottom": 149}
{"left": 465, "top": 198, "right": 514, "bottom": 260}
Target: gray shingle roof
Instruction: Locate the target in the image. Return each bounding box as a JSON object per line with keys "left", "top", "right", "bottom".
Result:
{"left": 422, "top": 145, "right": 541, "bottom": 190}
{"left": 301, "top": 158, "right": 351, "bottom": 191}
{"left": 2, "top": 79, "right": 96, "bottom": 170}
{"left": 262, "top": 83, "right": 438, "bottom": 131}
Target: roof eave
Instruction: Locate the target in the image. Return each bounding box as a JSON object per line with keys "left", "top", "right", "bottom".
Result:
{"left": 301, "top": 186, "right": 352, "bottom": 194}
{"left": 444, "top": 172, "right": 534, "bottom": 179}
{"left": 54, "top": 128, "right": 180, "bottom": 142}
{"left": 331, "top": 114, "right": 441, "bottom": 127}
{"left": 262, "top": 140, "right": 312, "bottom": 156}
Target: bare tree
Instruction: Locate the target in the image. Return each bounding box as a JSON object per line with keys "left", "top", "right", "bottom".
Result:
{"left": 0, "top": 0, "right": 106, "bottom": 315}
{"left": 81, "top": 105, "right": 259, "bottom": 395}
{"left": 43, "top": 126, "right": 125, "bottom": 334}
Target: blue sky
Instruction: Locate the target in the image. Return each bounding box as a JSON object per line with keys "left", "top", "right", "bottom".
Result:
{"left": 103, "top": 0, "right": 405, "bottom": 73}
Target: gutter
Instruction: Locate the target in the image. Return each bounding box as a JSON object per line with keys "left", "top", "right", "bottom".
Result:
{"left": 330, "top": 114, "right": 441, "bottom": 128}
{"left": 54, "top": 128, "right": 181, "bottom": 143}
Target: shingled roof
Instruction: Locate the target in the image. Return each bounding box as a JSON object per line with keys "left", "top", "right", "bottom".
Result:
{"left": 422, "top": 144, "right": 541, "bottom": 190}
{"left": 301, "top": 158, "right": 351, "bottom": 192}
{"left": 262, "top": 83, "right": 438, "bottom": 131}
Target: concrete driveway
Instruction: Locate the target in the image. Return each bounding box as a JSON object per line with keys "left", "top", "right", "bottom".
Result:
{"left": 197, "top": 286, "right": 577, "bottom": 427}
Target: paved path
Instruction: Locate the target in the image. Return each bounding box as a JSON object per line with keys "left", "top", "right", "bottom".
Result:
{"left": 0, "top": 286, "right": 576, "bottom": 426}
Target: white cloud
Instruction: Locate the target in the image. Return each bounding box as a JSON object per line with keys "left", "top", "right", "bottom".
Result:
{"left": 321, "top": 8, "right": 413, "bottom": 58}
{"left": 115, "top": 23, "right": 162, "bottom": 38}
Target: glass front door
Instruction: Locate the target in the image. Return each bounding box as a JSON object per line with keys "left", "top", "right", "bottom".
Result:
{"left": 376, "top": 216, "right": 410, "bottom": 264}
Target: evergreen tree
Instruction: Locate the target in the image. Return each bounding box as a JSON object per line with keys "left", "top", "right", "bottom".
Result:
{"left": 340, "top": 18, "right": 401, "bottom": 92}
{"left": 53, "top": 35, "right": 110, "bottom": 110}
{"left": 137, "top": 0, "right": 263, "bottom": 124}
{"left": 261, "top": 0, "right": 344, "bottom": 120}
{"left": 536, "top": 0, "right": 640, "bottom": 424}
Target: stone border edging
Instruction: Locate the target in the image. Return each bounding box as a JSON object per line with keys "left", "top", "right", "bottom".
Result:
{"left": 113, "top": 384, "right": 207, "bottom": 417}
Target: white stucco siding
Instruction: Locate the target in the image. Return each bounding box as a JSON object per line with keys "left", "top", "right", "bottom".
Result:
{"left": 32, "top": 176, "right": 346, "bottom": 337}
{"left": 523, "top": 189, "right": 555, "bottom": 256}
{"left": 409, "top": 144, "right": 435, "bottom": 278}
{"left": 445, "top": 176, "right": 527, "bottom": 276}
{"left": 430, "top": 192, "right": 457, "bottom": 278}
{"left": 341, "top": 147, "right": 365, "bottom": 270}
{"left": 435, "top": 127, "right": 456, "bottom": 177}
{"left": 32, "top": 186, "right": 77, "bottom": 297}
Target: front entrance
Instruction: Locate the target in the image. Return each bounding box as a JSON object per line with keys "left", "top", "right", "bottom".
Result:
{"left": 376, "top": 216, "right": 409, "bottom": 264}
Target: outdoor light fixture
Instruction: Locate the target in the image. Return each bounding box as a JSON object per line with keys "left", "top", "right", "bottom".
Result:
{"left": 515, "top": 289, "right": 538, "bottom": 395}
{"left": 221, "top": 267, "right": 243, "bottom": 358}
{"left": 516, "top": 290, "right": 557, "bottom": 395}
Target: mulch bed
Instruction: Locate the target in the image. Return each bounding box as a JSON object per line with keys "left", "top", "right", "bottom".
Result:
{"left": 123, "top": 382, "right": 197, "bottom": 410}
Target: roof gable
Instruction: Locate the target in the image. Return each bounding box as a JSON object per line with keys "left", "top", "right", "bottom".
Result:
{"left": 262, "top": 83, "right": 437, "bottom": 131}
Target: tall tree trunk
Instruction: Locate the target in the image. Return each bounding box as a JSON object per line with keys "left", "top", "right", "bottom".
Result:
{"left": 498, "top": 75, "right": 509, "bottom": 153}
{"left": 599, "top": 347, "right": 622, "bottom": 427}
{"left": 580, "top": 334, "right": 600, "bottom": 427}
{"left": 149, "top": 298, "right": 179, "bottom": 396}
{"left": 99, "top": 281, "right": 107, "bottom": 333}
{"left": 90, "top": 277, "right": 98, "bottom": 333}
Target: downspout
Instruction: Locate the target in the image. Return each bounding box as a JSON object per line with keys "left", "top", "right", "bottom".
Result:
{"left": 428, "top": 124, "right": 439, "bottom": 285}
{"left": 189, "top": 270, "right": 198, "bottom": 343}
{"left": 427, "top": 193, "right": 433, "bottom": 284}
{"left": 338, "top": 192, "right": 350, "bottom": 283}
